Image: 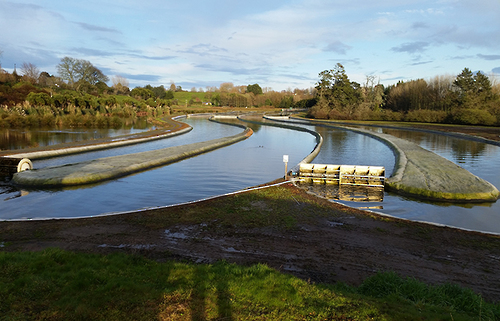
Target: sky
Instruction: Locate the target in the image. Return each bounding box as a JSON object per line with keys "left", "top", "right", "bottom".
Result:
{"left": 1, "top": 0, "right": 499, "bottom": 91}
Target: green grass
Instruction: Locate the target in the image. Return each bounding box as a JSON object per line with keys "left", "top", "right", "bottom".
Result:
{"left": 1, "top": 248, "right": 498, "bottom": 320}
{"left": 173, "top": 91, "right": 209, "bottom": 104}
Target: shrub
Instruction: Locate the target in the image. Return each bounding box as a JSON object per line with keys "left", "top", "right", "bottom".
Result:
{"left": 27, "top": 92, "right": 53, "bottom": 107}
{"left": 40, "top": 114, "right": 55, "bottom": 127}
{"left": 25, "top": 114, "right": 40, "bottom": 127}
{"left": 404, "top": 109, "right": 448, "bottom": 123}
{"left": 450, "top": 108, "right": 497, "bottom": 126}
{"left": 110, "top": 116, "right": 123, "bottom": 128}
{"left": 307, "top": 104, "right": 329, "bottom": 119}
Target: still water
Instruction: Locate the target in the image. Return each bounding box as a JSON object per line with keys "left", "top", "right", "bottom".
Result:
{"left": 1, "top": 117, "right": 499, "bottom": 235}
{"left": 0, "top": 117, "right": 317, "bottom": 219}
{"left": 288, "top": 121, "right": 500, "bottom": 234}
{"left": 0, "top": 118, "right": 152, "bottom": 151}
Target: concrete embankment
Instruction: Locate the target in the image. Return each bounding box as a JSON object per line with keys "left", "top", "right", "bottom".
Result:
{"left": 12, "top": 126, "right": 253, "bottom": 188}
{"left": 275, "top": 117, "right": 500, "bottom": 202}
{"left": 351, "top": 127, "right": 500, "bottom": 202}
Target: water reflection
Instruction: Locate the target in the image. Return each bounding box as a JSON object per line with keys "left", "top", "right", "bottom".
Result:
{"left": 297, "top": 183, "right": 384, "bottom": 202}
{"left": 0, "top": 117, "right": 317, "bottom": 219}
{"left": 0, "top": 118, "right": 151, "bottom": 150}
{"left": 380, "top": 128, "right": 488, "bottom": 160}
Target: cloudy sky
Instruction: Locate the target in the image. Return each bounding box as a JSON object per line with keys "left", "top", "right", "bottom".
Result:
{"left": 1, "top": 0, "right": 499, "bottom": 91}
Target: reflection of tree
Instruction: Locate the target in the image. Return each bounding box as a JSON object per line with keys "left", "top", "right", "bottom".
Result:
{"left": 381, "top": 128, "right": 487, "bottom": 160}
{"left": 0, "top": 129, "right": 33, "bottom": 150}
{"left": 451, "top": 140, "right": 486, "bottom": 160}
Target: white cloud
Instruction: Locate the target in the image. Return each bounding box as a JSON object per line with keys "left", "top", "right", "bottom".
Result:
{"left": 1, "top": 0, "right": 499, "bottom": 89}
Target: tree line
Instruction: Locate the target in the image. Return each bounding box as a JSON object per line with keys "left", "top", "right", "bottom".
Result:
{"left": 0, "top": 55, "right": 315, "bottom": 110}
{"left": 2, "top": 52, "right": 498, "bottom": 127}
{"left": 309, "top": 63, "right": 500, "bottom": 126}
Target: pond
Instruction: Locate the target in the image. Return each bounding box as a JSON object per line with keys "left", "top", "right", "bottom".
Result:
{"left": 0, "top": 117, "right": 317, "bottom": 220}
{"left": 1, "top": 116, "right": 499, "bottom": 235}
{"left": 0, "top": 118, "right": 152, "bottom": 151}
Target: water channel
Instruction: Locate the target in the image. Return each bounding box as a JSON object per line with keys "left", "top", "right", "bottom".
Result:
{"left": 1, "top": 116, "right": 499, "bottom": 235}
{"left": 0, "top": 118, "right": 152, "bottom": 151}
{"left": 0, "top": 117, "right": 317, "bottom": 220}
{"left": 285, "top": 120, "right": 500, "bottom": 234}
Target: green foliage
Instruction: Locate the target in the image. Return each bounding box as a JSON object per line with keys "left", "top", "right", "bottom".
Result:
{"left": 26, "top": 92, "right": 53, "bottom": 106}
{"left": 294, "top": 97, "right": 317, "bottom": 109}
{"left": 309, "top": 65, "right": 500, "bottom": 126}
{"left": 130, "top": 87, "right": 155, "bottom": 100}
{"left": 404, "top": 109, "right": 448, "bottom": 123}
{"left": 279, "top": 95, "right": 294, "bottom": 108}
{"left": 0, "top": 249, "right": 496, "bottom": 320}
{"left": 450, "top": 108, "right": 497, "bottom": 126}
{"left": 247, "top": 83, "right": 263, "bottom": 95}
{"left": 314, "top": 63, "right": 363, "bottom": 118}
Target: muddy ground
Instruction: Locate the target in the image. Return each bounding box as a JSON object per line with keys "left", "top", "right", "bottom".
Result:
{"left": 1, "top": 124, "right": 500, "bottom": 303}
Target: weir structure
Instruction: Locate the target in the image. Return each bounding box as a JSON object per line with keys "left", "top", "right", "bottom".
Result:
{"left": 297, "top": 163, "right": 385, "bottom": 187}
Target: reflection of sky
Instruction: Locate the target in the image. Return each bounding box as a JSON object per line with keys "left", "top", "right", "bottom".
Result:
{"left": 2, "top": 118, "right": 500, "bottom": 235}
{"left": 1, "top": 117, "right": 317, "bottom": 220}
{"left": 287, "top": 121, "right": 500, "bottom": 235}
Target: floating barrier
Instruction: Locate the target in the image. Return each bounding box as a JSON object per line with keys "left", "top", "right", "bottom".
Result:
{"left": 297, "top": 163, "right": 385, "bottom": 187}
{"left": 0, "top": 157, "right": 33, "bottom": 177}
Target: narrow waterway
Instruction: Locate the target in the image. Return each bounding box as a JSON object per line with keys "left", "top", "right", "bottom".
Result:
{"left": 0, "top": 117, "right": 317, "bottom": 219}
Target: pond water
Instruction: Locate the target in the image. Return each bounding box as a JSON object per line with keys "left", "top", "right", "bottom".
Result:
{"left": 285, "top": 121, "right": 500, "bottom": 234}
{"left": 1, "top": 116, "right": 499, "bottom": 235}
{"left": 0, "top": 117, "right": 317, "bottom": 219}
{"left": 0, "top": 118, "right": 152, "bottom": 151}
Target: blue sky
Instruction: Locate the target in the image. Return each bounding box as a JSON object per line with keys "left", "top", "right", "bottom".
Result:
{"left": 1, "top": 0, "right": 499, "bottom": 91}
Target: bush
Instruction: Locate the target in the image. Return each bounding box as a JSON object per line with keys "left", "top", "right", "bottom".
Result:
{"left": 27, "top": 92, "right": 53, "bottom": 107}
{"left": 404, "top": 109, "right": 448, "bottom": 123}
{"left": 327, "top": 108, "right": 349, "bottom": 120}
{"left": 110, "top": 116, "right": 123, "bottom": 128}
{"left": 40, "top": 114, "right": 55, "bottom": 127}
{"left": 450, "top": 108, "right": 497, "bottom": 126}
{"left": 25, "top": 114, "right": 40, "bottom": 127}
{"left": 370, "top": 109, "right": 404, "bottom": 121}
{"left": 307, "top": 104, "right": 329, "bottom": 119}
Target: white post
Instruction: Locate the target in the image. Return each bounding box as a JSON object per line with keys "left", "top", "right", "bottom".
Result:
{"left": 283, "top": 155, "right": 289, "bottom": 180}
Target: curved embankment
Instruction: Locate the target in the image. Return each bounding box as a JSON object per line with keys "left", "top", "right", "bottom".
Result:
{"left": 1, "top": 117, "right": 192, "bottom": 160}
{"left": 240, "top": 115, "right": 323, "bottom": 165}
{"left": 12, "top": 120, "right": 253, "bottom": 188}
{"left": 273, "top": 117, "right": 500, "bottom": 202}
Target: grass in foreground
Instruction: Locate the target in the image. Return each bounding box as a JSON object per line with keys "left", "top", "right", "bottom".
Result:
{"left": 1, "top": 248, "right": 498, "bottom": 320}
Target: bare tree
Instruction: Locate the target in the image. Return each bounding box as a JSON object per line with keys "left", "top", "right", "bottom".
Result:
{"left": 219, "top": 82, "right": 234, "bottom": 93}
{"left": 112, "top": 75, "right": 129, "bottom": 87}
{"left": 20, "top": 62, "right": 40, "bottom": 84}
{"left": 56, "top": 57, "right": 108, "bottom": 86}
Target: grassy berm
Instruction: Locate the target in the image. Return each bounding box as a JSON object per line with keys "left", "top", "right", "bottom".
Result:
{"left": 1, "top": 180, "right": 500, "bottom": 320}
